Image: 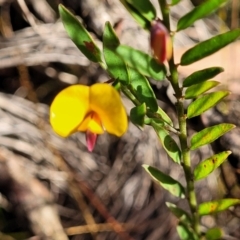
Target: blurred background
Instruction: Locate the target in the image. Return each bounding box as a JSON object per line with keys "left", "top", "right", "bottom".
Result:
{"left": 0, "top": 0, "right": 239, "bottom": 239}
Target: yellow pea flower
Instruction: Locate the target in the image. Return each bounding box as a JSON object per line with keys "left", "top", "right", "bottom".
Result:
{"left": 50, "top": 83, "right": 128, "bottom": 151}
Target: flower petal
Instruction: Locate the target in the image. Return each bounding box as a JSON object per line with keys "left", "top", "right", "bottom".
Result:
{"left": 78, "top": 113, "right": 104, "bottom": 134}
{"left": 50, "top": 85, "right": 90, "bottom": 137}
{"left": 86, "top": 130, "right": 98, "bottom": 152}
{"left": 90, "top": 83, "right": 128, "bottom": 136}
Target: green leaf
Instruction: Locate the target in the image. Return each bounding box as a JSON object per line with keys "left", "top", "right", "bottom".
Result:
{"left": 129, "top": 68, "right": 158, "bottom": 112}
{"left": 103, "top": 22, "right": 129, "bottom": 84}
{"left": 177, "top": 223, "right": 198, "bottom": 240}
{"left": 157, "top": 107, "right": 173, "bottom": 126}
{"left": 194, "top": 151, "right": 232, "bottom": 180}
{"left": 205, "top": 227, "right": 223, "bottom": 240}
{"left": 170, "top": 0, "right": 181, "bottom": 6}
{"left": 152, "top": 121, "right": 181, "bottom": 164}
{"left": 199, "top": 199, "right": 240, "bottom": 216}
{"left": 166, "top": 202, "right": 191, "bottom": 223}
{"left": 103, "top": 22, "right": 120, "bottom": 47}
{"left": 143, "top": 165, "right": 185, "bottom": 198}
{"left": 187, "top": 91, "right": 229, "bottom": 118}
{"left": 120, "top": 0, "right": 151, "bottom": 29}
{"left": 191, "top": 123, "right": 235, "bottom": 150}
{"left": 59, "top": 4, "right": 103, "bottom": 63}
{"left": 112, "top": 80, "right": 121, "bottom": 90}
{"left": 181, "top": 29, "right": 240, "bottom": 65}
{"left": 177, "top": 0, "right": 228, "bottom": 31}
{"left": 126, "top": 0, "right": 156, "bottom": 22}
{"left": 185, "top": 81, "right": 220, "bottom": 99}
{"left": 183, "top": 67, "right": 223, "bottom": 87}
{"left": 116, "top": 45, "right": 166, "bottom": 80}
{"left": 130, "top": 103, "right": 146, "bottom": 127}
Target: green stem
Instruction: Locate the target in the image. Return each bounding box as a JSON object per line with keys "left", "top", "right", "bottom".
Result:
{"left": 159, "top": 0, "right": 200, "bottom": 236}
{"left": 158, "top": 0, "right": 181, "bottom": 97}
{"left": 177, "top": 99, "right": 200, "bottom": 235}
{"left": 122, "top": 84, "right": 179, "bottom": 134}
{"left": 121, "top": 85, "right": 141, "bottom": 106}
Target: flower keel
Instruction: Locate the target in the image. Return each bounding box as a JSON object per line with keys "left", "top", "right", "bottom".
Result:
{"left": 86, "top": 130, "right": 98, "bottom": 152}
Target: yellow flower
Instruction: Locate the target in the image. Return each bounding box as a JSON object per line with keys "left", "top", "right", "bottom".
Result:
{"left": 50, "top": 83, "right": 128, "bottom": 151}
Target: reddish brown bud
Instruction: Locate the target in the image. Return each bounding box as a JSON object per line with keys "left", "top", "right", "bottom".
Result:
{"left": 150, "top": 20, "right": 172, "bottom": 63}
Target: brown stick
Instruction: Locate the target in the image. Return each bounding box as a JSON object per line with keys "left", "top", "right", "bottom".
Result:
{"left": 53, "top": 151, "right": 134, "bottom": 240}
{"left": 68, "top": 163, "right": 134, "bottom": 240}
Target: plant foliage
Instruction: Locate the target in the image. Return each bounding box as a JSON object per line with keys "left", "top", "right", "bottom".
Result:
{"left": 57, "top": 1, "right": 240, "bottom": 239}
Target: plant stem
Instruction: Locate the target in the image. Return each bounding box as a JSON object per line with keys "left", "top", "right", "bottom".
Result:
{"left": 122, "top": 84, "right": 179, "bottom": 134}
{"left": 176, "top": 98, "right": 200, "bottom": 235}
{"left": 159, "top": 0, "right": 200, "bottom": 236}
{"left": 121, "top": 85, "right": 141, "bottom": 106}
{"left": 172, "top": 48, "right": 201, "bottom": 239}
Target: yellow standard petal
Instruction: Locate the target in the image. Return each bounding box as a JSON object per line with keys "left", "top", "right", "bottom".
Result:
{"left": 50, "top": 85, "right": 90, "bottom": 137}
{"left": 89, "top": 83, "right": 128, "bottom": 136}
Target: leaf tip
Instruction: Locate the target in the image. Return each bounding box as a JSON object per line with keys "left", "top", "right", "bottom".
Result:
{"left": 58, "top": 3, "right": 64, "bottom": 9}
{"left": 58, "top": 3, "right": 67, "bottom": 14}
{"left": 219, "top": 67, "right": 224, "bottom": 72}
{"left": 142, "top": 164, "right": 149, "bottom": 169}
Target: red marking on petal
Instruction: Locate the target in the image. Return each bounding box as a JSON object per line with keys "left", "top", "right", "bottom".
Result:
{"left": 86, "top": 130, "right": 98, "bottom": 152}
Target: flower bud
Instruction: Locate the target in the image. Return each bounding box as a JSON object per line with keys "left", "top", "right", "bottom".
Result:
{"left": 150, "top": 20, "right": 172, "bottom": 63}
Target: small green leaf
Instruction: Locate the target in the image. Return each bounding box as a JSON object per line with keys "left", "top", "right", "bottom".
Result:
{"left": 205, "top": 227, "right": 223, "bottom": 240}
{"left": 157, "top": 107, "right": 173, "bottom": 126}
{"left": 103, "top": 22, "right": 129, "bottom": 84}
{"left": 177, "top": 0, "right": 227, "bottom": 31}
{"left": 177, "top": 223, "right": 198, "bottom": 240}
{"left": 185, "top": 81, "right": 220, "bottom": 99}
{"left": 181, "top": 29, "right": 240, "bottom": 65}
{"left": 183, "top": 67, "right": 223, "bottom": 87}
{"left": 116, "top": 45, "right": 166, "bottom": 80}
{"left": 194, "top": 151, "right": 232, "bottom": 180}
{"left": 166, "top": 202, "right": 191, "bottom": 223}
{"left": 120, "top": 0, "right": 151, "bottom": 29}
{"left": 112, "top": 80, "right": 121, "bottom": 90}
{"left": 170, "top": 0, "right": 181, "bottom": 6}
{"left": 130, "top": 103, "right": 146, "bottom": 127}
{"left": 59, "top": 4, "right": 103, "bottom": 63}
{"left": 103, "top": 22, "right": 120, "bottom": 47}
{"left": 143, "top": 165, "right": 185, "bottom": 198}
{"left": 152, "top": 121, "right": 181, "bottom": 164}
{"left": 129, "top": 68, "right": 158, "bottom": 112}
{"left": 199, "top": 199, "right": 240, "bottom": 216}
{"left": 126, "top": 0, "right": 156, "bottom": 22}
{"left": 187, "top": 91, "right": 229, "bottom": 118}
{"left": 191, "top": 124, "right": 235, "bottom": 150}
